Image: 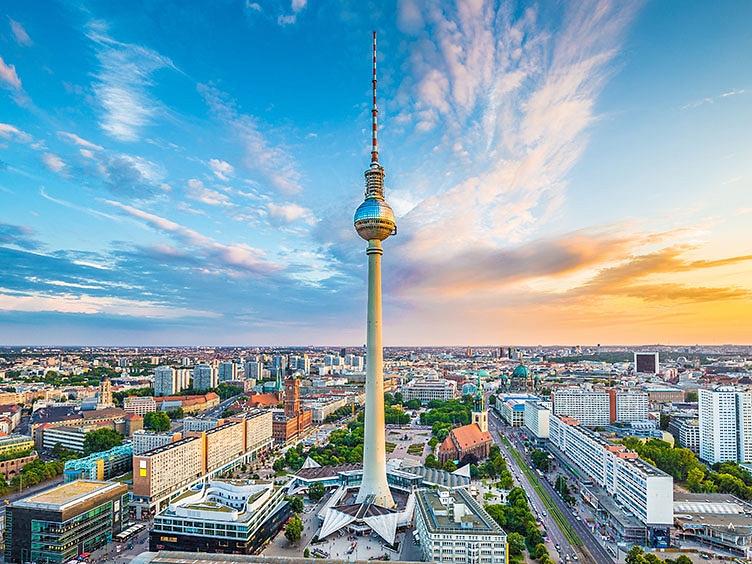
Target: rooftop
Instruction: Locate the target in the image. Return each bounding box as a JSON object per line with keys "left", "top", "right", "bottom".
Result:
{"left": 415, "top": 487, "right": 505, "bottom": 536}
{"left": 13, "top": 479, "right": 123, "bottom": 511}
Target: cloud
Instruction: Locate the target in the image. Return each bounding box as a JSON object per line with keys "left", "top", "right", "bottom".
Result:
{"left": 42, "top": 153, "right": 66, "bottom": 173}
{"left": 681, "top": 88, "right": 746, "bottom": 110}
{"left": 0, "top": 223, "right": 40, "bottom": 250}
{"left": 384, "top": 0, "right": 640, "bottom": 265}
{"left": 102, "top": 154, "right": 164, "bottom": 198}
{"left": 0, "top": 56, "right": 22, "bottom": 90}
{"left": 185, "top": 178, "right": 232, "bottom": 207}
{"left": 267, "top": 202, "right": 314, "bottom": 224}
{"left": 107, "top": 200, "right": 282, "bottom": 275}
{"left": 87, "top": 20, "right": 176, "bottom": 141}
{"left": 245, "top": 0, "right": 307, "bottom": 26}
{"left": 208, "top": 158, "right": 234, "bottom": 180}
{"left": 9, "top": 18, "right": 33, "bottom": 46}
{"left": 198, "top": 83, "right": 302, "bottom": 194}
{"left": 58, "top": 131, "right": 104, "bottom": 151}
{"left": 0, "top": 123, "right": 32, "bottom": 143}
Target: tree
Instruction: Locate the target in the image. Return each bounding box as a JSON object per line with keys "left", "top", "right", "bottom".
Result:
{"left": 686, "top": 391, "right": 698, "bottom": 402}
{"left": 625, "top": 546, "right": 647, "bottom": 564}
{"left": 489, "top": 394, "right": 497, "bottom": 405}
{"left": 405, "top": 399, "right": 422, "bottom": 410}
{"left": 659, "top": 413, "right": 670, "bottom": 430}
{"left": 83, "top": 428, "right": 123, "bottom": 456}
{"left": 166, "top": 407, "right": 184, "bottom": 420}
{"left": 531, "top": 450, "right": 550, "bottom": 472}
{"left": 290, "top": 496, "right": 305, "bottom": 514}
{"left": 460, "top": 453, "right": 479, "bottom": 467}
{"left": 424, "top": 454, "right": 441, "bottom": 469}
{"left": 308, "top": 481, "right": 326, "bottom": 502}
{"left": 507, "top": 532, "right": 525, "bottom": 556}
{"left": 484, "top": 504, "right": 506, "bottom": 527}
{"left": 534, "top": 543, "right": 548, "bottom": 560}
{"left": 303, "top": 548, "right": 310, "bottom": 558}
{"left": 273, "top": 457, "right": 286, "bottom": 472}
{"left": 394, "top": 392, "right": 404, "bottom": 404}
{"left": 284, "top": 514, "right": 303, "bottom": 545}
{"left": 443, "top": 460, "right": 457, "bottom": 472}
{"left": 144, "top": 411, "right": 171, "bottom": 432}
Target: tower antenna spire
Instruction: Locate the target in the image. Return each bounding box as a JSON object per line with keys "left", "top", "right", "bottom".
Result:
{"left": 371, "top": 30, "right": 379, "bottom": 165}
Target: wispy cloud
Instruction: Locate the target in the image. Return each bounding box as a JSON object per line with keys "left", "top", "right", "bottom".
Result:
{"left": 58, "top": 131, "right": 104, "bottom": 151}
{"left": 107, "top": 200, "right": 282, "bottom": 275}
{"left": 245, "top": 0, "right": 308, "bottom": 26}
{"left": 208, "top": 158, "right": 234, "bottom": 180}
{"left": 87, "top": 20, "right": 176, "bottom": 141}
{"left": 267, "top": 202, "right": 314, "bottom": 225}
{"left": 0, "top": 123, "right": 32, "bottom": 143}
{"left": 681, "top": 88, "right": 747, "bottom": 110}
{"left": 9, "top": 18, "right": 33, "bottom": 46}
{"left": 185, "top": 178, "right": 232, "bottom": 207}
{"left": 0, "top": 223, "right": 40, "bottom": 250}
{"left": 388, "top": 0, "right": 640, "bottom": 265}
{"left": 198, "top": 83, "right": 302, "bottom": 194}
{"left": 0, "top": 56, "right": 22, "bottom": 90}
{"left": 42, "top": 153, "right": 66, "bottom": 173}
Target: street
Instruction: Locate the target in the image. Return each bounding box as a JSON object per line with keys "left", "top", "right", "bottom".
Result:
{"left": 488, "top": 408, "right": 614, "bottom": 564}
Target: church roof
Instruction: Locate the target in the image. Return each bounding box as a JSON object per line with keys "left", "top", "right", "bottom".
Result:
{"left": 442, "top": 423, "right": 492, "bottom": 452}
{"left": 455, "top": 424, "right": 492, "bottom": 449}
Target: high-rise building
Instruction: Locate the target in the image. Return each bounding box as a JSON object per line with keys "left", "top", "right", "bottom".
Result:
{"left": 352, "top": 31, "right": 396, "bottom": 510}
{"left": 244, "top": 360, "right": 263, "bottom": 380}
{"left": 634, "top": 352, "right": 660, "bottom": 374}
{"left": 218, "top": 361, "right": 237, "bottom": 382}
{"left": 551, "top": 389, "right": 610, "bottom": 427}
{"left": 612, "top": 391, "right": 649, "bottom": 422}
{"left": 193, "top": 363, "right": 216, "bottom": 391}
{"left": 699, "top": 387, "right": 752, "bottom": 464}
{"left": 154, "top": 366, "right": 178, "bottom": 397}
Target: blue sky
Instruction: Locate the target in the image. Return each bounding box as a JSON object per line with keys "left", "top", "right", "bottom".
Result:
{"left": 1, "top": 0, "right": 750, "bottom": 346}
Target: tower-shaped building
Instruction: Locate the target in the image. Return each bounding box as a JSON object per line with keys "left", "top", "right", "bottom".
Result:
{"left": 472, "top": 374, "right": 488, "bottom": 433}
{"left": 353, "top": 31, "right": 395, "bottom": 509}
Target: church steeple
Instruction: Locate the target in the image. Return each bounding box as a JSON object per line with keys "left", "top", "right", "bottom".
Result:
{"left": 472, "top": 373, "right": 488, "bottom": 433}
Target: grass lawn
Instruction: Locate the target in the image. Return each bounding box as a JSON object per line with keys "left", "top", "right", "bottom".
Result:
{"left": 385, "top": 442, "right": 396, "bottom": 453}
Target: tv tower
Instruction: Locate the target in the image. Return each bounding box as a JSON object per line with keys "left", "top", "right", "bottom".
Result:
{"left": 353, "top": 31, "right": 395, "bottom": 508}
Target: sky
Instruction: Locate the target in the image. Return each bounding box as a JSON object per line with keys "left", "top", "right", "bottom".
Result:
{"left": 0, "top": 0, "right": 751, "bottom": 347}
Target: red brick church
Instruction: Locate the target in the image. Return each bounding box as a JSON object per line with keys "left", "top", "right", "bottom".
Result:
{"left": 437, "top": 383, "right": 493, "bottom": 465}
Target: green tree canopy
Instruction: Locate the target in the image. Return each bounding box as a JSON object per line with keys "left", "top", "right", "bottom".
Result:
{"left": 308, "top": 481, "right": 326, "bottom": 502}
{"left": 83, "top": 428, "right": 123, "bottom": 456}
{"left": 284, "top": 514, "right": 303, "bottom": 545}
{"left": 144, "top": 410, "right": 171, "bottom": 432}
{"left": 290, "top": 495, "right": 305, "bottom": 513}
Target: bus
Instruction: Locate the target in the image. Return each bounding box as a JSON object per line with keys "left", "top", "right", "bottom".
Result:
{"left": 113, "top": 523, "right": 147, "bottom": 543}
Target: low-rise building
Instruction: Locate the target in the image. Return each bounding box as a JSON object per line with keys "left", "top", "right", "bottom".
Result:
{"left": 402, "top": 377, "right": 456, "bottom": 404}
{"left": 124, "top": 396, "right": 158, "bottom": 416}
{"left": 497, "top": 395, "right": 537, "bottom": 427}
{"left": 63, "top": 444, "right": 133, "bottom": 482}
{"left": 150, "top": 480, "right": 290, "bottom": 555}
{"left": 414, "top": 487, "right": 507, "bottom": 564}
{"left": 4, "top": 480, "right": 129, "bottom": 564}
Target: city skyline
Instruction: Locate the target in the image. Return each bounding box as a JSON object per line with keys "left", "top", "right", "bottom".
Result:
{"left": 1, "top": 1, "right": 751, "bottom": 346}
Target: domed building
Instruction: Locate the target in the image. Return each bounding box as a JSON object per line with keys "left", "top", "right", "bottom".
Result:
{"left": 510, "top": 361, "right": 532, "bottom": 391}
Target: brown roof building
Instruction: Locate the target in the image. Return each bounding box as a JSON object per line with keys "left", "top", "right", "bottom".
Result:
{"left": 437, "top": 424, "right": 493, "bottom": 465}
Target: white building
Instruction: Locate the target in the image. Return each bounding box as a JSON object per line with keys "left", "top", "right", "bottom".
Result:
{"left": 124, "top": 396, "right": 157, "bottom": 416}
{"left": 524, "top": 401, "right": 551, "bottom": 439}
{"left": 669, "top": 417, "right": 700, "bottom": 454}
{"left": 549, "top": 415, "right": 673, "bottom": 530}
{"left": 414, "top": 488, "right": 507, "bottom": 564}
{"left": 154, "top": 366, "right": 179, "bottom": 397}
{"left": 615, "top": 391, "right": 649, "bottom": 422}
{"left": 699, "top": 387, "right": 752, "bottom": 464}
{"left": 193, "top": 363, "right": 216, "bottom": 391}
{"left": 552, "top": 389, "right": 610, "bottom": 427}
{"left": 402, "top": 378, "right": 457, "bottom": 404}
{"left": 132, "top": 430, "right": 180, "bottom": 455}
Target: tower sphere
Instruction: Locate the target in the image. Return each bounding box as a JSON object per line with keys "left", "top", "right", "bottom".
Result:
{"left": 354, "top": 197, "right": 395, "bottom": 241}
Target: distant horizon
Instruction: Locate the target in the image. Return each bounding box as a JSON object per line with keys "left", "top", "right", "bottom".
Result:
{"left": 1, "top": 343, "right": 750, "bottom": 350}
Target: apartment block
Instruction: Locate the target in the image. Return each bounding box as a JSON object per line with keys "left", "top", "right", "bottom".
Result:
{"left": 699, "top": 387, "right": 752, "bottom": 464}
{"left": 549, "top": 415, "right": 673, "bottom": 534}
{"left": 124, "top": 396, "right": 157, "bottom": 416}
{"left": 524, "top": 401, "right": 551, "bottom": 439}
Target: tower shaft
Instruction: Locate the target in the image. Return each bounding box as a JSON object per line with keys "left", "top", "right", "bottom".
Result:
{"left": 356, "top": 239, "right": 394, "bottom": 507}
